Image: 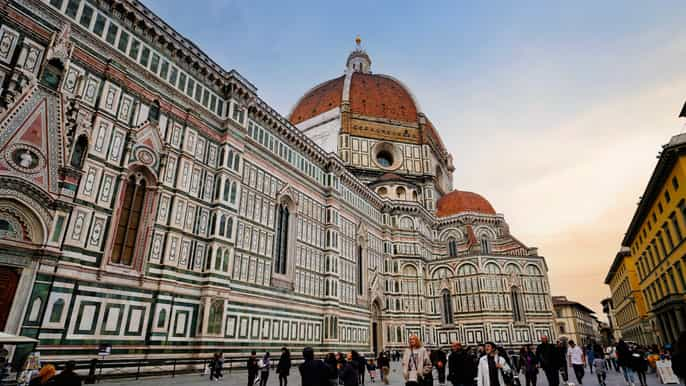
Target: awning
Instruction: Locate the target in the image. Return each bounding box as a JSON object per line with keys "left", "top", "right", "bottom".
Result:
{"left": 0, "top": 332, "right": 38, "bottom": 344}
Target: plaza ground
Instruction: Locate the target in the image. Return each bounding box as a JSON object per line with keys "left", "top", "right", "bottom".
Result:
{"left": 99, "top": 361, "right": 682, "bottom": 386}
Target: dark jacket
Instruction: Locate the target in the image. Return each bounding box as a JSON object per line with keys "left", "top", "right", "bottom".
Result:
{"left": 53, "top": 370, "right": 82, "bottom": 386}
{"left": 616, "top": 342, "right": 632, "bottom": 368}
{"left": 630, "top": 352, "right": 648, "bottom": 373}
{"left": 430, "top": 350, "right": 448, "bottom": 371}
{"left": 340, "top": 361, "right": 359, "bottom": 386}
{"left": 537, "top": 343, "right": 561, "bottom": 369}
{"left": 277, "top": 353, "right": 292, "bottom": 376}
{"left": 377, "top": 355, "right": 390, "bottom": 368}
{"left": 299, "top": 358, "right": 329, "bottom": 386}
{"left": 673, "top": 352, "right": 686, "bottom": 379}
{"left": 448, "top": 349, "right": 476, "bottom": 385}
{"left": 521, "top": 351, "right": 539, "bottom": 374}
{"left": 247, "top": 355, "right": 259, "bottom": 376}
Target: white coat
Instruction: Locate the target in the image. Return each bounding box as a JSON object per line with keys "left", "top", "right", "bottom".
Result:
{"left": 476, "top": 354, "right": 510, "bottom": 386}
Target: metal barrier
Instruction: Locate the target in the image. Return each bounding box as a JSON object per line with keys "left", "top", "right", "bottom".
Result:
{"left": 48, "top": 354, "right": 306, "bottom": 383}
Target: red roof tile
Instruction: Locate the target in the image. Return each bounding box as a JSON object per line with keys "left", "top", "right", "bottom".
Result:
{"left": 290, "top": 76, "right": 344, "bottom": 125}
{"left": 436, "top": 190, "right": 496, "bottom": 217}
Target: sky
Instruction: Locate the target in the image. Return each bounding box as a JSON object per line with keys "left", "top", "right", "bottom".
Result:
{"left": 142, "top": 0, "right": 686, "bottom": 317}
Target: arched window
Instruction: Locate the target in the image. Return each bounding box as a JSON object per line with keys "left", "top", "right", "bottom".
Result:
{"left": 219, "top": 215, "right": 226, "bottom": 236}
{"left": 148, "top": 100, "right": 160, "bottom": 122}
{"left": 226, "top": 150, "right": 234, "bottom": 169}
{"left": 447, "top": 238, "right": 458, "bottom": 257}
{"left": 222, "top": 250, "right": 230, "bottom": 272}
{"left": 480, "top": 237, "right": 490, "bottom": 253}
{"left": 219, "top": 148, "right": 225, "bottom": 166}
{"left": 511, "top": 287, "right": 524, "bottom": 322}
{"left": 441, "top": 290, "right": 454, "bottom": 324}
{"left": 111, "top": 175, "right": 147, "bottom": 265}
{"left": 396, "top": 187, "right": 406, "bottom": 200}
{"left": 222, "top": 180, "right": 230, "bottom": 202}
{"left": 214, "top": 249, "right": 222, "bottom": 271}
{"left": 70, "top": 135, "right": 88, "bottom": 168}
{"left": 357, "top": 245, "right": 364, "bottom": 295}
{"left": 229, "top": 182, "right": 238, "bottom": 204}
{"left": 157, "top": 308, "right": 167, "bottom": 328}
{"left": 274, "top": 204, "right": 289, "bottom": 274}
{"left": 226, "top": 217, "right": 233, "bottom": 238}
{"left": 214, "top": 176, "right": 222, "bottom": 200}
{"left": 233, "top": 153, "right": 240, "bottom": 171}
{"left": 377, "top": 187, "right": 387, "bottom": 197}
{"left": 207, "top": 299, "right": 224, "bottom": 334}
{"left": 49, "top": 299, "right": 65, "bottom": 323}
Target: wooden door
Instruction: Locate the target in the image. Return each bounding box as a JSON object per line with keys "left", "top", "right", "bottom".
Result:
{"left": 0, "top": 267, "right": 19, "bottom": 330}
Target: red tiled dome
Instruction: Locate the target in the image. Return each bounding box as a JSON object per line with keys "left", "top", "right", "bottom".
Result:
{"left": 436, "top": 190, "right": 496, "bottom": 217}
{"left": 289, "top": 73, "right": 418, "bottom": 125}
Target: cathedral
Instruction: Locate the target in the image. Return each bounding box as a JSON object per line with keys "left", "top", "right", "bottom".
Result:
{"left": 0, "top": 0, "right": 555, "bottom": 364}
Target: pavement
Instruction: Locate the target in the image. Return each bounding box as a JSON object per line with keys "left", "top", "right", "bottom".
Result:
{"left": 99, "top": 362, "right": 682, "bottom": 386}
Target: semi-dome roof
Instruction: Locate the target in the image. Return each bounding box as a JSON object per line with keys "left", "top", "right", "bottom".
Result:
{"left": 289, "top": 72, "right": 418, "bottom": 125}
{"left": 436, "top": 190, "right": 496, "bottom": 217}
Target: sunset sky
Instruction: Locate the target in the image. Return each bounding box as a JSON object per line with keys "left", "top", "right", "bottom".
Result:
{"left": 143, "top": 0, "right": 686, "bottom": 316}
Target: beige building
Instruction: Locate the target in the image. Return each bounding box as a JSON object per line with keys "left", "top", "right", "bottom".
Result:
{"left": 553, "top": 296, "right": 599, "bottom": 345}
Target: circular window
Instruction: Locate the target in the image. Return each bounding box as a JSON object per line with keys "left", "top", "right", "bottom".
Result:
{"left": 376, "top": 151, "right": 393, "bottom": 167}
{"left": 372, "top": 142, "right": 403, "bottom": 170}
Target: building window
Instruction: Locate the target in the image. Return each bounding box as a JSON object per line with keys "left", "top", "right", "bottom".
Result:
{"left": 357, "top": 245, "right": 364, "bottom": 295}
{"left": 148, "top": 100, "right": 160, "bottom": 122}
{"left": 673, "top": 177, "right": 680, "bottom": 190}
{"left": 671, "top": 212, "right": 683, "bottom": 242}
{"left": 480, "top": 238, "right": 490, "bottom": 253}
{"left": 70, "top": 135, "right": 88, "bottom": 168}
{"left": 49, "top": 299, "right": 65, "bottom": 323}
{"left": 111, "top": 175, "right": 147, "bottom": 266}
{"left": 156, "top": 309, "right": 166, "bottom": 328}
{"left": 441, "top": 290, "right": 454, "bottom": 324}
{"left": 511, "top": 287, "right": 524, "bottom": 322}
{"left": 207, "top": 299, "right": 223, "bottom": 334}
{"left": 663, "top": 223, "right": 675, "bottom": 251}
{"left": 274, "top": 204, "right": 289, "bottom": 275}
{"left": 448, "top": 238, "right": 458, "bottom": 257}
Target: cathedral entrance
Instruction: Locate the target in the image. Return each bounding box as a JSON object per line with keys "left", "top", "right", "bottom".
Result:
{"left": 371, "top": 300, "right": 382, "bottom": 355}
{"left": 0, "top": 266, "right": 19, "bottom": 330}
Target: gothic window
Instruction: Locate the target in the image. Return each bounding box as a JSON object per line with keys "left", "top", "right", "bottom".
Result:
{"left": 222, "top": 251, "right": 229, "bottom": 272}
{"left": 111, "top": 175, "right": 147, "bottom": 266}
{"left": 274, "top": 204, "right": 289, "bottom": 274}
{"left": 157, "top": 309, "right": 167, "bottom": 328}
{"left": 230, "top": 182, "right": 238, "bottom": 204}
{"left": 148, "top": 100, "right": 160, "bottom": 122}
{"left": 357, "top": 245, "right": 364, "bottom": 295}
{"left": 223, "top": 180, "right": 230, "bottom": 202}
{"left": 480, "top": 237, "right": 490, "bottom": 253}
{"left": 447, "top": 238, "right": 458, "bottom": 257}
{"left": 41, "top": 58, "right": 64, "bottom": 90}
{"left": 214, "top": 176, "right": 222, "bottom": 200}
{"left": 227, "top": 149, "right": 234, "bottom": 169}
{"left": 511, "top": 287, "right": 524, "bottom": 322}
{"left": 219, "top": 215, "right": 226, "bottom": 236}
{"left": 441, "top": 290, "right": 453, "bottom": 324}
{"left": 214, "top": 249, "right": 222, "bottom": 271}
{"left": 226, "top": 217, "right": 233, "bottom": 238}
{"left": 49, "top": 299, "right": 65, "bottom": 323}
{"left": 219, "top": 147, "right": 225, "bottom": 166}
{"left": 207, "top": 300, "right": 223, "bottom": 334}
{"left": 396, "top": 186, "right": 406, "bottom": 200}
{"left": 70, "top": 135, "right": 88, "bottom": 168}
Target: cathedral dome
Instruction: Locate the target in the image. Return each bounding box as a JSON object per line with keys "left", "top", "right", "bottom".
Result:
{"left": 289, "top": 72, "right": 419, "bottom": 125}
{"left": 436, "top": 190, "right": 496, "bottom": 217}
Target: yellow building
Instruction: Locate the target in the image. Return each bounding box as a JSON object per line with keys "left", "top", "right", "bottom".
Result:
{"left": 604, "top": 248, "right": 650, "bottom": 345}
{"left": 606, "top": 133, "right": 686, "bottom": 346}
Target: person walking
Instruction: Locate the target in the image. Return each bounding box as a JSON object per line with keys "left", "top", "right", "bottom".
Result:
{"left": 593, "top": 346, "right": 607, "bottom": 386}
{"left": 377, "top": 351, "right": 390, "bottom": 385}
{"left": 53, "top": 360, "right": 82, "bottom": 386}
{"left": 519, "top": 345, "right": 539, "bottom": 386}
{"left": 402, "top": 335, "right": 432, "bottom": 386}
{"left": 324, "top": 353, "right": 339, "bottom": 386}
{"left": 277, "top": 347, "right": 291, "bottom": 386}
{"left": 586, "top": 344, "right": 595, "bottom": 374}
{"left": 567, "top": 340, "right": 585, "bottom": 385}
{"left": 341, "top": 352, "right": 360, "bottom": 386}
{"left": 447, "top": 341, "right": 476, "bottom": 386}
{"left": 210, "top": 352, "right": 224, "bottom": 381}
{"left": 259, "top": 352, "right": 271, "bottom": 386}
{"left": 299, "top": 347, "right": 328, "bottom": 386}
{"left": 476, "top": 341, "right": 510, "bottom": 386}
{"left": 247, "top": 351, "right": 259, "bottom": 386}
{"left": 366, "top": 359, "right": 377, "bottom": 383}
{"left": 673, "top": 331, "right": 686, "bottom": 384}
{"left": 354, "top": 352, "right": 366, "bottom": 385}
{"left": 537, "top": 336, "right": 561, "bottom": 386}
{"left": 616, "top": 340, "right": 636, "bottom": 386}
{"left": 631, "top": 347, "right": 648, "bottom": 386}
{"left": 557, "top": 341, "right": 569, "bottom": 384}
{"left": 430, "top": 346, "right": 448, "bottom": 386}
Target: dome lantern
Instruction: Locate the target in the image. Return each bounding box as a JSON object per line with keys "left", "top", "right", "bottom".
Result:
{"left": 346, "top": 36, "right": 371, "bottom": 74}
